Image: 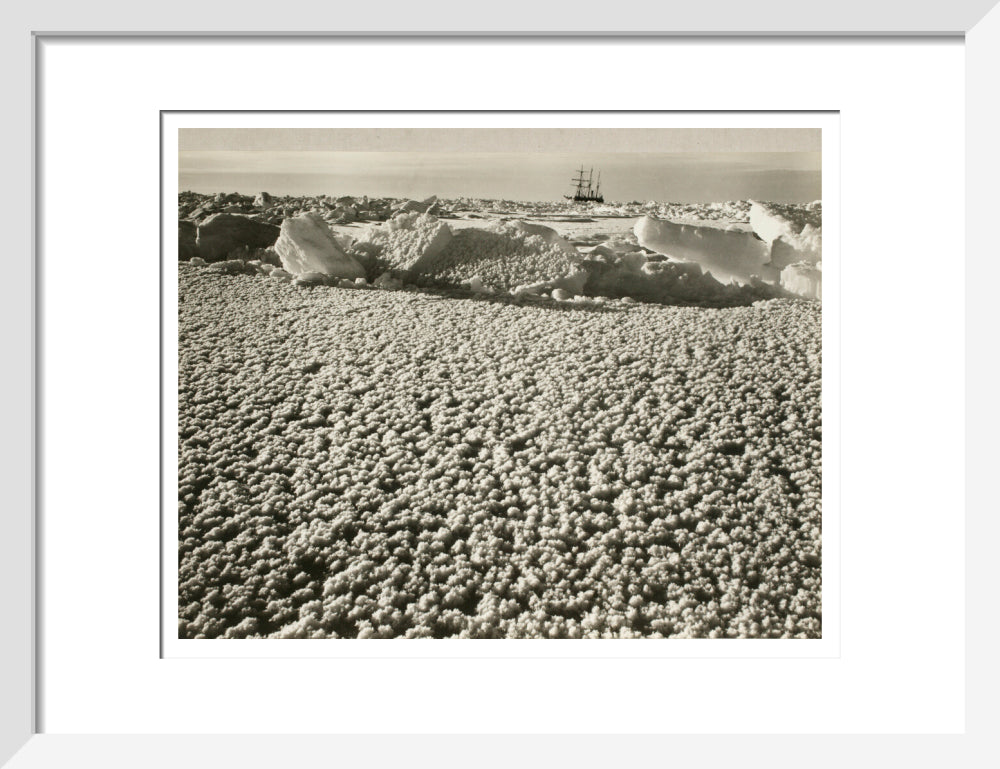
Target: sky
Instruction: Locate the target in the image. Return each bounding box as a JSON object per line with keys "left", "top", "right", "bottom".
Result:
{"left": 178, "top": 151, "right": 821, "bottom": 203}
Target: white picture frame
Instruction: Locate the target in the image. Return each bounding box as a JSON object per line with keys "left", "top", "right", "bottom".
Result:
{"left": 5, "top": 1, "right": 998, "bottom": 765}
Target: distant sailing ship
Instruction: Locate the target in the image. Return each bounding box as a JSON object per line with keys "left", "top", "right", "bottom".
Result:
{"left": 565, "top": 166, "right": 604, "bottom": 203}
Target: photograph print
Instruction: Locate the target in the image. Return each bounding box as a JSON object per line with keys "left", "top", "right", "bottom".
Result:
{"left": 175, "top": 126, "right": 823, "bottom": 640}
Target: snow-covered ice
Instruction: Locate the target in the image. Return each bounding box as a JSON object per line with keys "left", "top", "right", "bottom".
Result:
{"left": 357, "top": 212, "right": 454, "bottom": 273}
{"left": 749, "top": 200, "right": 822, "bottom": 270}
{"left": 195, "top": 212, "right": 280, "bottom": 263}
{"left": 273, "top": 213, "right": 367, "bottom": 279}
{"left": 506, "top": 220, "right": 578, "bottom": 255}
{"left": 780, "top": 261, "right": 822, "bottom": 300}
{"left": 420, "top": 221, "right": 580, "bottom": 292}
{"left": 634, "top": 215, "right": 775, "bottom": 285}
{"left": 177, "top": 192, "right": 824, "bottom": 638}
{"left": 634, "top": 201, "right": 822, "bottom": 300}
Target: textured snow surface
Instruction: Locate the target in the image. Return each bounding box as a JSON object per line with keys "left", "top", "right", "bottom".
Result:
{"left": 178, "top": 267, "right": 822, "bottom": 639}
{"left": 421, "top": 222, "right": 580, "bottom": 292}
{"left": 352, "top": 216, "right": 579, "bottom": 291}
{"left": 356, "top": 212, "right": 454, "bottom": 273}
{"left": 274, "top": 213, "right": 366, "bottom": 279}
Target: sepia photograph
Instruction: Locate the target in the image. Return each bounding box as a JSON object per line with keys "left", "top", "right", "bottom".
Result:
{"left": 174, "top": 126, "right": 824, "bottom": 640}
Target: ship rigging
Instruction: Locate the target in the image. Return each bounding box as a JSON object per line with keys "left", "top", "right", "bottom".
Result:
{"left": 565, "top": 166, "right": 604, "bottom": 203}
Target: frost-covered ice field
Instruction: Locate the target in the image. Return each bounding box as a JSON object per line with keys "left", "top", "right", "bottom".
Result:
{"left": 178, "top": 261, "right": 821, "bottom": 639}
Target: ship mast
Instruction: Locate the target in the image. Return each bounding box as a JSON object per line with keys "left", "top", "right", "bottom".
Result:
{"left": 567, "top": 165, "right": 604, "bottom": 202}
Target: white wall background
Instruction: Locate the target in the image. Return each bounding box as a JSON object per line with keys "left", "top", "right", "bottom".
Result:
{"left": 37, "top": 37, "right": 963, "bottom": 734}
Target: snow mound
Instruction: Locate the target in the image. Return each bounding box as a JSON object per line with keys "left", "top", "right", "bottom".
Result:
{"left": 635, "top": 216, "right": 775, "bottom": 285}
{"left": 207, "top": 258, "right": 256, "bottom": 275}
{"left": 273, "top": 213, "right": 367, "bottom": 279}
{"left": 749, "top": 200, "right": 821, "bottom": 243}
{"left": 331, "top": 231, "right": 356, "bottom": 253}
{"left": 780, "top": 262, "right": 822, "bottom": 300}
{"left": 322, "top": 204, "right": 357, "bottom": 223}
{"left": 422, "top": 221, "right": 580, "bottom": 292}
{"left": 595, "top": 238, "right": 639, "bottom": 254}
{"left": 636, "top": 202, "right": 823, "bottom": 301}
{"left": 374, "top": 271, "right": 405, "bottom": 290}
{"left": 619, "top": 252, "right": 648, "bottom": 272}
{"left": 178, "top": 220, "right": 198, "bottom": 261}
{"left": 394, "top": 195, "right": 439, "bottom": 214}
{"left": 195, "top": 213, "right": 280, "bottom": 262}
{"left": 511, "top": 269, "right": 589, "bottom": 299}
{"left": 577, "top": 255, "right": 778, "bottom": 306}
{"left": 749, "top": 200, "right": 822, "bottom": 268}
{"left": 358, "top": 212, "right": 454, "bottom": 273}
{"left": 581, "top": 245, "right": 620, "bottom": 263}
{"left": 506, "top": 221, "right": 578, "bottom": 255}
